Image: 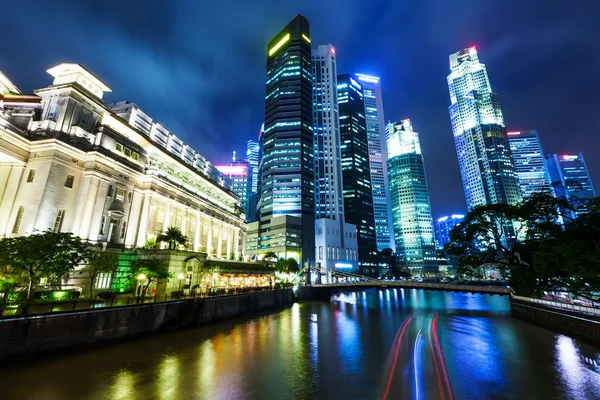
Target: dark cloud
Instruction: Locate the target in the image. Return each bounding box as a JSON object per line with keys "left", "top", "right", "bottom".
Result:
{"left": 1, "top": 0, "right": 598, "bottom": 218}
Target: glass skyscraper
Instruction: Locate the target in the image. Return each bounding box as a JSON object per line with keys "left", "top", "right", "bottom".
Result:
{"left": 546, "top": 153, "right": 596, "bottom": 218}
{"left": 435, "top": 214, "right": 465, "bottom": 250}
{"left": 215, "top": 159, "right": 251, "bottom": 222}
{"left": 246, "top": 138, "right": 260, "bottom": 222}
{"left": 246, "top": 14, "right": 315, "bottom": 265}
{"left": 507, "top": 130, "right": 554, "bottom": 200}
{"left": 355, "top": 74, "right": 394, "bottom": 251}
{"left": 338, "top": 73, "right": 377, "bottom": 274}
{"left": 447, "top": 47, "right": 522, "bottom": 209}
{"left": 386, "top": 120, "right": 437, "bottom": 276}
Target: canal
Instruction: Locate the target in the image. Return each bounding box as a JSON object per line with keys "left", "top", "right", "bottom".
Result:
{"left": 1, "top": 289, "right": 599, "bottom": 399}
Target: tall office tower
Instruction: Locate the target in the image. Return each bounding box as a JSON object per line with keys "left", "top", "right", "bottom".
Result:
{"left": 507, "top": 130, "right": 554, "bottom": 200}
{"left": 447, "top": 47, "right": 522, "bottom": 209}
{"left": 355, "top": 74, "right": 393, "bottom": 251}
{"left": 338, "top": 73, "right": 377, "bottom": 275}
{"left": 386, "top": 120, "right": 437, "bottom": 276}
{"left": 246, "top": 139, "right": 260, "bottom": 222}
{"left": 216, "top": 155, "right": 252, "bottom": 222}
{"left": 246, "top": 14, "right": 315, "bottom": 266}
{"left": 435, "top": 214, "right": 465, "bottom": 250}
{"left": 312, "top": 45, "right": 358, "bottom": 276}
{"left": 546, "top": 153, "right": 596, "bottom": 218}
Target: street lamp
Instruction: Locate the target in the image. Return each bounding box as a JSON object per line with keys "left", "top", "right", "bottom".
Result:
{"left": 136, "top": 273, "right": 146, "bottom": 304}
{"left": 177, "top": 273, "right": 184, "bottom": 298}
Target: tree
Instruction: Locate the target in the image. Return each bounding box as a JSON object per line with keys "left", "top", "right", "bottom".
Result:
{"left": 275, "top": 258, "right": 299, "bottom": 274}
{"left": 156, "top": 227, "right": 187, "bottom": 250}
{"left": 130, "top": 257, "right": 172, "bottom": 295}
{"left": 0, "top": 231, "right": 87, "bottom": 300}
{"left": 84, "top": 250, "right": 119, "bottom": 299}
{"left": 263, "top": 251, "right": 278, "bottom": 262}
{"left": 448, "top": 192, "right": 600, "bottom": 298}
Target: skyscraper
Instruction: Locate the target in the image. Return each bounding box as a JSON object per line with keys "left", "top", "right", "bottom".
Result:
{"left": 546, "top": 153, "right": 596, "bottom": 218}
{"left": 386, "top": 120, "right": 437, "bottom": 276}
{"left": 447, "top": 47, "right": 522, "bottom": 209}
{"left": 246, "top": 138, "right": 260, "bottom": 222}
{"left": 355, "top": 74, "right": 393, "bottom": 251}
{"left": 312, "top": 45, "right": 358, "bottom": 275}
{"left": 338, "top": 73, "right": 377, "bottom": 274}
{"left": 216, "top": 155, "right": 252, "bottom": 222}
{"left": 507, "top": 130, "right": 554, "bottom": 199}
{"left": 435, "top": 214, "right": 465, "bottom": 250}
{"left": 247, "top": 14, "right": 315, "bottom": 266}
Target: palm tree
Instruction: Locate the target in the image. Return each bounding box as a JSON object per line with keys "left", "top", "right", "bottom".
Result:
{"left": 157, "top": 226, "right": 188, "bottom": 250}
{"left": 263, "top": 251, "right": 278, "bottom": 262}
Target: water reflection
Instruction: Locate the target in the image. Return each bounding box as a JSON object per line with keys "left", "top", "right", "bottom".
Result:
{"left": 0, "top": 289, "right": 599, "bottom": 400}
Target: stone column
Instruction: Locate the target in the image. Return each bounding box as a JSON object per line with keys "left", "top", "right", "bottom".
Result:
{"left": 161, "top": 201, "right": 172, "bottom": 249}
{"left": 0, "top": 165, "right": 25, "bottom": 237}
{"left": 87, "top": 179, "right": 110, "bottom": 241}
{"left": 194, "top": 212, "right": 202, "bottom": 252}
{"left": 206, "top": 218, "right": 214, "bottom": 256}
{"left": 125, "top": 190, "right": 143, "bottom": 247}
{"left": 217, "top": 222, "right": 223, "bottom": 258}
{"left": 225, "top": 225, "right": 232, "bottom": 260}
{"left": 181, "top": 206, "right": 188, "bottom": 238}
{"left": 234, "top": 228, "right": 240, "bottom": 261}
{"left": 136, "top": 193, "right": 153, "bottom": 247}
{"left": 70, "top": 175, "right": 92, "bottom": 236}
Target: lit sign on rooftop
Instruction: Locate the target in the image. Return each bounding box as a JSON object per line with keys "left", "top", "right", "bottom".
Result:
{"left": 562, "top": 155, "right": 578, "bottom": 161}
{"left": 269, "top": 33, "right": 290, "bottom": 56}
{"left": 215, "top": 165, "right": 248, "bottom": 175}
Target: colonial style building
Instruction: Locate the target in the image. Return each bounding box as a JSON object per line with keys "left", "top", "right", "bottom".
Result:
{"left": 0, "top": 64, "right": 247, "bottom": 262}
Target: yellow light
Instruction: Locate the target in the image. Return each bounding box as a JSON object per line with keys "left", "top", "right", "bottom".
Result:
{"left": 177, "top": 273, "right": 185, "bottom": 280}
{"left": 268, "top": 33, "right": 290, "bottom": 56}
{"left": 138, "top": 273, "right": 146, "bottom": 281}
{"left": 302, "top": 34, "right": 311, "bottom": 43}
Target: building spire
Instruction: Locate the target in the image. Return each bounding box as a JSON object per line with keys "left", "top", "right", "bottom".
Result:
{"left": 232, "top": 150, "right": 236, "bottom": 162}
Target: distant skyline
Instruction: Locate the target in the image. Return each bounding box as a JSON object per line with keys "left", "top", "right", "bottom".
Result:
{"left": 1, "top": 0, "right": 598, "bottom": 219}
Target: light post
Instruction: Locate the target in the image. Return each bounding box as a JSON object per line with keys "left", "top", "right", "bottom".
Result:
{"left": 177, "top": 273, "right": 184, "bottom": 298}
{"left": 136, "top": 273, "right": 146, "bottom": 304}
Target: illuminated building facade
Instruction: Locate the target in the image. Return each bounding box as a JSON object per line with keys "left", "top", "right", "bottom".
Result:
{"left": 246, "top": 14, "right": 315, "bottom": 266}
{"left": 312, "top": 45, "right": 358, "bottom": 275}
{"left": 246, "top": 139, "right": 260, "bottom": 222}
{"left": 0, "top": 64, "right": 246, "bottom": 262}
{"left": 216, "top": 157, "right": 252, "bottom": 222}
{"left": 386, "top": 120, "right": 437, "bottom": 276}
{"left": 507, "top": 130, "right": 554, "bottom": 199}
{"left": 546, "top": 153, "right": 596, "bottom": 218}
{"left": 355, "top": 73, "right": 393, "bottom": 251}
{"left": 435, "top": 214, "right": 465, "bottom": 249}
{"left": 447, "top": 47, "right": 522, "bottom": 209}
{"left": 337, "top": 73, "right": 378, "bottom": 274}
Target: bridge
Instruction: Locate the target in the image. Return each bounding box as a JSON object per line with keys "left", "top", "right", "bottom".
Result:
{"left": 295, "top": 266, "right": 512, "bottom": 296}
{"left": 311, "top": 281, "right": 512, "bottom": 296}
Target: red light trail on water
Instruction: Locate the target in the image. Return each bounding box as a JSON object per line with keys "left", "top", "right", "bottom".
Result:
{"left": 428, "top": 317, "right": 445, "bottom": 400}
{"left": 382, "top": 317, "right": 412, "bottom": 400}
{"left": 433, "top": 313, "right": 453, "bottom": 400}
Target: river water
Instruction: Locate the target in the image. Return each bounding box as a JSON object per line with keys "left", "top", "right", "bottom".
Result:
{"left": 1, "top": 289, "right": 599, "bottom": 400}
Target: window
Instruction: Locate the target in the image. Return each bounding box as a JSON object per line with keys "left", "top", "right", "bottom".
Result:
{"left": 115, "top": 143, "right": 123, "bottom": 152}
{"left": 53, "top": 209, "right": 65, "bottom": 233}
{"left": 107, "top": 184, "right": 113, "bottom": 197}
{"left": 120, "top": 222, "right": 127, "bottom": 239}
{"left": 47, "top": 104, "right": 57, "bottom": 121}
{"left": 12, "top": 206, "right": 24, "bottom": 234}
{"left": 319, "top": 246, "right": 323, "bottom": 259}
{"left": 64, "top": 174, "right": 74, "bottom": 188}
{"left": 127, "top": 192, "right": 132, "bottom": 203}
{"left": 115, "top": 188, "right": 125, "bottom": 201}
{"left": 26, "top": 170, "right": 35, "bottom": 183}
{"left": 99, "top": 216, "right": 106, "bottom": 236}
{"left": 77, "top": 111, "right": 90, "bottom": 129}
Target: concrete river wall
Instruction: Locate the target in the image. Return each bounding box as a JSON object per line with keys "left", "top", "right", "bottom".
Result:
{"left": 510, "top": 297, "right": 600, "bottom": 346}
{"left": 0, "top": 289, "right": 294, "bottom": 361}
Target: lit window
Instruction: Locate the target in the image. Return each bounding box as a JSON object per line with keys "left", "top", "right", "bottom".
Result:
{"left": 26, "top": 170, "right": 35, "bottom": 183}
{"left": 64, "top": 175, "right": 75, "bottom": 189}
{"left": 77, "top": 111, "right": 90, "bottom": 129}
{"left": 12, "top": 206, "right": 25, "bottom": 234}
{"left": 53, "top": 209, "right": 65, "bottom": 233}
{"left": 115, "top": 188, "right": 125, "bottom": 201}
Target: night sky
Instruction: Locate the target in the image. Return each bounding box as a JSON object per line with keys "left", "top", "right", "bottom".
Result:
{"left": 1, "top": 1, "right": 599, "bottom": 219}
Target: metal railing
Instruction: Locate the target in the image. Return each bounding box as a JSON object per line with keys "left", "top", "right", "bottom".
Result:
{"left": 0, "top": 286, "right": 279, "bottom": 318}
{"left": 511, "top": 295, "right": 600, "bottom": 316}
{"left": 313, "top": 281, "right": 512, "bottom": 295}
